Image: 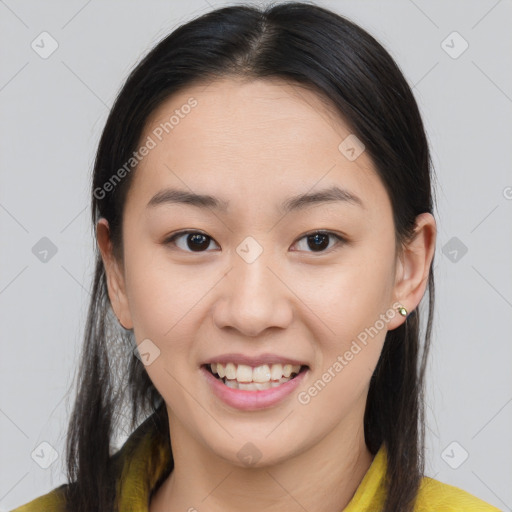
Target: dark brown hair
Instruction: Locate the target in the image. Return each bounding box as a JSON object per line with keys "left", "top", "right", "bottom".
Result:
{"left": 64, "top": 2, "right": 436, "bottom": 510}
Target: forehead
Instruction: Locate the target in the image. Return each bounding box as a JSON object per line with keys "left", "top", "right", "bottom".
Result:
{"left": 126, "top": 77, "right": 389, "bottom": 218}
{"left": 145, "top": 77, "right": 357, "bottom": 157}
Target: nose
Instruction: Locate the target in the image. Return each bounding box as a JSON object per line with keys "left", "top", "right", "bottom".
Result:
{"left": 212, "top": 254, "right": 293, "bottom": 338}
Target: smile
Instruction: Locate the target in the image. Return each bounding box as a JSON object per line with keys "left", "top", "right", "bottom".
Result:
{"left": 206, "top": 362, "right": 307, "bottom": 390}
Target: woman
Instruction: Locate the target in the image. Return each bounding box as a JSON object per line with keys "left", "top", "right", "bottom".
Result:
{"left": 11, "top": 2, "right": 500, "bottom": 511}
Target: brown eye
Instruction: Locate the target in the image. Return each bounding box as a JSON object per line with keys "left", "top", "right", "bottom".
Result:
{"left": 292, "top": 231, "right": 346, "bottom": 253}
{"left": 164, "top": 230, "right": 219, "bottom": 252}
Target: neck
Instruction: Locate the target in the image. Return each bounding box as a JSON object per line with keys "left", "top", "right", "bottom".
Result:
{"left": 150, "top": 406, "right": 375, "bottom": 512}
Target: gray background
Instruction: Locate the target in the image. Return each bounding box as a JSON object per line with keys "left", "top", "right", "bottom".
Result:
{"left": 1, "top": 0, "right": 511, "bottom": 510}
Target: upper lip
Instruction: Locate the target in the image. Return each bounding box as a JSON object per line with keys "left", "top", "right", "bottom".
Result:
{"left": 202, "top": 353, "right": 309, "bottom": 368}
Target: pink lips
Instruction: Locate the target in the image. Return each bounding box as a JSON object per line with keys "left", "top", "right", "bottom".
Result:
{"left": 200, "top": 365, "right": 308, "bottom": 411}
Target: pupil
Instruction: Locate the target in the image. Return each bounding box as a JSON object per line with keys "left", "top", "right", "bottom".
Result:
{"left": 308, "top": 233, "right": 328, "bottom": 251}
{"left": 187, "top": 233, "right": 209, "bottom": 251}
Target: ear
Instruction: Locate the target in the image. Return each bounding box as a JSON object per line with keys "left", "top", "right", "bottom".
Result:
{"left": 96, "top": 218, "right": 134, "bottom": 330}
{"left": 387, "top": 212, "right": 436, "bottom": 330}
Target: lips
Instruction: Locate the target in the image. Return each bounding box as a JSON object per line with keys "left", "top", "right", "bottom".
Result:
{"left": 198, "top": 352, "right": 310, "bottom": 410}
{"left": 200, "top": 363, "right": 309, "bottom": 410}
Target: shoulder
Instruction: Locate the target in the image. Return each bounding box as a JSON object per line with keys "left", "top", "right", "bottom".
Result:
{"left": 415, "top": 476, "right": 502, "bottom": 511}
{"left": 9, "top": 483, "right": 69, "bottom": 512}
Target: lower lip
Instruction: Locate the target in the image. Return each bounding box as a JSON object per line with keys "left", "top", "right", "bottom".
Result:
{"left": 200, "top": 366, "right": 308, "bottom": 411}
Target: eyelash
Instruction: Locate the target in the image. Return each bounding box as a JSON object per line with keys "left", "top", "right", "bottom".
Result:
{"left": 163, "top": 229, "right": 346, "bottom": 254}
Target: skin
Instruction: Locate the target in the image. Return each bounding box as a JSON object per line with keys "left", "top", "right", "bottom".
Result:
{"left": 97, "top": 77, "right": 436, "bottom": 512}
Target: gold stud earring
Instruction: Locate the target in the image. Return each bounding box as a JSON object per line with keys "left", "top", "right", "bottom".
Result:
{"left": 397, "top": 305, "right": 408, "bottom": 317}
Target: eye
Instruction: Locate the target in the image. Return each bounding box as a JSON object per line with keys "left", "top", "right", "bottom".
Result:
{"left": 164, "top": 230, "right": 219, "bottom": 252}
{"left": 163, "top": 230, "right": 346, "bottom": 254}
{"left": 291, "top": 230, "right": 346, "bottom": 253}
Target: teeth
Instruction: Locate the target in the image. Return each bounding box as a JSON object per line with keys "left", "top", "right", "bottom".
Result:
{"left": 236, "top": 364, "right": 253, "bottom": 382}
{"left": 252, "top": 364, "right": 271, "bottom": 382}
{"left": 225, "top": 362, "right": 237, "bottom": 380}
{"left": 224, "top": 379, "right": 237, "bottom": 389}
{"left": 223, "top": 377, "right": 292, "bottom": 390}
{"left": 270, "top": 364, "right": 284, "bottom": 380}
{"left": 209, "top": 362, "right": 302, "bottom": 383}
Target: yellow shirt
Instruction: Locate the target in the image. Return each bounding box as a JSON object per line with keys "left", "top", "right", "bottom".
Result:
{"left": 11, "top": 415, "right": 501, "bottom": 512}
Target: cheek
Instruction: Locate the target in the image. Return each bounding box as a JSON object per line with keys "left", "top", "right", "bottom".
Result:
{"left": 122, "top": 248, "right": 208, "bottom": 408}
{"left": 303, "top": 251, "right": 395, "bottom": 337}
{"left": 299, "top": 243, "right": 395, "bottom": 388}
{"left": 122, "top": 243, "right": 207, "bottom": 349}
{"left": 296, "top": 273, "right": 390, "bottom": 427}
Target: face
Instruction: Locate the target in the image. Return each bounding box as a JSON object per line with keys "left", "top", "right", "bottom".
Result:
{"left": 98, "top": 77, "right": 434, "bottom": 467}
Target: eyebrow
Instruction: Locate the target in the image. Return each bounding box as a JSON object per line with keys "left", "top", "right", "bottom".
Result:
{"left": 146, "top": 185, "right": 364, "bottom": 213}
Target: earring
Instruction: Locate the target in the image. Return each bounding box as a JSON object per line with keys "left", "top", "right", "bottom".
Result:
{"left": 397, "top": 304, "right": 408, "bottom": 317}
